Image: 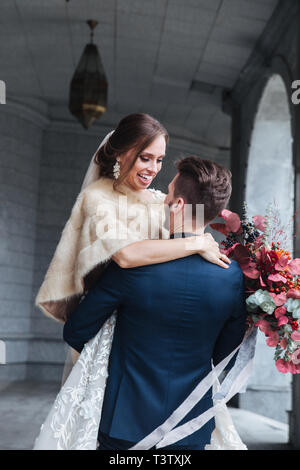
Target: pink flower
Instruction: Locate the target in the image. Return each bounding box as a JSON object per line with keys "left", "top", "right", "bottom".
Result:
{"left": 253, "top": 215, "right": 266, "bottom": 232}
{"left": 210, "top": 210, "right": 242, "bottom": 236}
{"left": 274, "top": 306, "right": 287, "bottom": 318}
{"left": 291, "top": 331, "right": 300, "bottom": 342}
{"left": 271, "top": 293, "right": 288, "bottom": 307}
{"left": 241, "top": 262, "right": 260, "bottom": 279}
{"left": 276, "top": 293, "right": 288, "bottom": 305}
{"left": 287, "top": 362, "right": 300, "bottom": 374}
{"left": 275, "top": 255, "right": 289, "bottom": 271}
{"left": 266, "top": 331, "right": 280, "bottom": 347}
{"left": 276, "top": 359, "right": 290, "bottom": 373}
{"left": 291, "top": 349, "right": 300, "bottom": 365}
{"left": 277, "top": 346, "right": 300, "bottom": 373}
{"left": 255, "top": 319, "right": 272, "bottom": 334}
{"left": 288, "top": 259, "right": 300, "bottom": 276}
{"left": 278, "top": 316, "right": 289, "bottom": 327}
{"left": 275, "top": 359, "right": 300, "bottom": 373}
{"left": 220, "top": 209, "right": 242, "bottom": 233}
{"left": 268, "top": 273, "right": 287, "bottom": 283}
{"left": 259, "top": 275, "right": 267, "bottom": 287}
{"left": 287, "top": 362, "right": 297, "bottom": 373}
{"left": 287, "top": 288, "right": 300, "bottom": 299}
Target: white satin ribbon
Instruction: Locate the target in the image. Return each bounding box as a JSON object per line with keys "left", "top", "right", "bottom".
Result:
{"left": 156, "top": 358, "right": 254, "bottom": 448}
{"left": 129, "top": 328, "right": 257, "bottom": 450}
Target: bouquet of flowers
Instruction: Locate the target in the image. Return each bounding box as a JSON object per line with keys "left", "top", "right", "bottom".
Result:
{"left": 210, "top": 205, "right": 300, "bottom": 374}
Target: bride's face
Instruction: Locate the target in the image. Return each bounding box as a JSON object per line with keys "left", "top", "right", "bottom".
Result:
{"left": 121, "top": 134, "right": 166, "bottom": 191}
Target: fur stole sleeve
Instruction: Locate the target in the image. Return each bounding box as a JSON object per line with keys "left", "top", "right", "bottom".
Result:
{"left": 35, "top": 177, "right": 166, "bottom": 323}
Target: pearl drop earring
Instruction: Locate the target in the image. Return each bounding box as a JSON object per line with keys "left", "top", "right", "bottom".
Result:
{"left": 113, "top": 158, "right": 120, "bottom": 180}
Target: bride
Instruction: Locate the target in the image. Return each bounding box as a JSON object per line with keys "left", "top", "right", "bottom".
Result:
{"left": 33, "top": 113, "right": 248, "bottom": 450}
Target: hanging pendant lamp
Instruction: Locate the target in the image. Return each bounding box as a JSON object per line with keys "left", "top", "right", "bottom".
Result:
{"left": 69, "top": 20, "right": 108, "bottom": 129}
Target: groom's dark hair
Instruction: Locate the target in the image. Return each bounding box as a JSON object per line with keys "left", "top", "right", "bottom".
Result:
{"left": 174, "top": 156, "right": 232, "bottom": 223}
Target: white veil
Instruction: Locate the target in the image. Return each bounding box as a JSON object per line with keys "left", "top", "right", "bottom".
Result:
{"left": 80, "top": 130, "right": 115, "bottom": 192}
{"left": 60, "top": 129, "right": 115, "bottom": 386}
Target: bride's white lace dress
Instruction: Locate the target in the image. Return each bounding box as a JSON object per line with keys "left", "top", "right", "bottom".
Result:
{"left": 33, "top": 312, "right": 253, "bottom": 450}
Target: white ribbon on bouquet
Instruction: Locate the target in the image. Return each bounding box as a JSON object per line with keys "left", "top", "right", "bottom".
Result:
{"left": 130, "top": 327, "right": 257, "bottom": 450}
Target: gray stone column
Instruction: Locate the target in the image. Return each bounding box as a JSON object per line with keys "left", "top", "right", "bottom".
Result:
{"left": 229, "top": 105, "right": 244, "bottom": 214}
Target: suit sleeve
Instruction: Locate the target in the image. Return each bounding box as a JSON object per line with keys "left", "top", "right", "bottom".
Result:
{"left": 212, "top": 271, "right": 247, "bottom": 370}
{"left": 63, "top": 262, "right": 124, "bottom": 353}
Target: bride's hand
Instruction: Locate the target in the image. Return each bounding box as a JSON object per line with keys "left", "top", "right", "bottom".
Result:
{"left": 187, "top": 233, "right": 231, "bottom": 269}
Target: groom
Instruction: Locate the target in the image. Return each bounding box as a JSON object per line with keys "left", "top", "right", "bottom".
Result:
{"left": 63, "top": 156, "right": 246, "bottom": 450}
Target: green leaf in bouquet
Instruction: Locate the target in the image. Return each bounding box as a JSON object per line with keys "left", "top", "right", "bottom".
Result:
{"left": 246, "top": 289, "right": 276, "bottom": 314}
{"left": 292, "top": 307, "right": 300, "bottom": 319}
{"left": 286, "top": 298, "right": 300, "bottom": 313}
{"left": 283, "top": 324, "right": 293, "bottom": 333}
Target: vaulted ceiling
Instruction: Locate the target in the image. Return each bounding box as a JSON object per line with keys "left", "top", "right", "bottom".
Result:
{"left": 0, "top": 0, "right": 279, "bottom": 148}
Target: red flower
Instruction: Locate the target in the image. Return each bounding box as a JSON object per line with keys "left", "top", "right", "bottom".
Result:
{"left": 291, "top": 321, "right": 299, "bottom": 331}
{"left": 230, "top": 244, "right": 260, "bottom": 279}
{"left": 211, "top": 206, "right": 300, "bottom": 374}
{"left": 256, "top": 247, "right": 273, "bottom": 271}
{"left": 278, "top": 316, "right": 289, "bottom": 327}
{"left": 274, "top": 306, "right": 287, "bottom": 318}
{"left": 276, "top": 359, "right": 290, "bottom": 373}
{"left": 275, "top": 359, "right": 300, "bottom": 374}
{"left": 266, "top": 331, "right": 280, "bottom": 347}
{"left": 210, "top": 222, "right": 229, "bottom": 237}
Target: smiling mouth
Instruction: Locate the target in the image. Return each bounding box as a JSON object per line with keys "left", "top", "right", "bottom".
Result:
{"left": 137, "top": 173, "right": 153, "bottom": 182}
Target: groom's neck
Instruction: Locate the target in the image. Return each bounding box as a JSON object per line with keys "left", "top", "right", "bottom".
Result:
{"left": 170, "top": 220, "right": 205, "bottom": 237}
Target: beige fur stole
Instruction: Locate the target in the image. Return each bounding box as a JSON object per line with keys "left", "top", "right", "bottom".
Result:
{"left": 35, "top": 177, "right": 167, "bottom": 323}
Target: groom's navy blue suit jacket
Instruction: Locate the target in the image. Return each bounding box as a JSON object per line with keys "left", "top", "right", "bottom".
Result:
{"left": 63, "top": 251, "right": 246, "bottom": 448}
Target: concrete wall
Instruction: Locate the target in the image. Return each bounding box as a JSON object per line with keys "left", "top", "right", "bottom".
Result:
{"left": 0, "top": 100, "right": 46, "bottom": 380}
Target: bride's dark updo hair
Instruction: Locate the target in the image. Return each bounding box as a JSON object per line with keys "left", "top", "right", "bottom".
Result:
{"left": 94, "top": 113, "right": 169, "bottom": 190}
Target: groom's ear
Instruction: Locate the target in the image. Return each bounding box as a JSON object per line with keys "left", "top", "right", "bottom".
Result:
{"left": 173, "top": 197, "right": 185, "bottom": 213}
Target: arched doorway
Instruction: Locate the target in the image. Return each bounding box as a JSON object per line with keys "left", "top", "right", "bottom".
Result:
{"left": 242, "top": 74, "right": 294, "bottom": 425}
